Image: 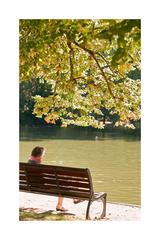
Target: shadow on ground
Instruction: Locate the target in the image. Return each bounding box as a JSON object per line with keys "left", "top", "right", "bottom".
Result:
{"left": 19, "top": 208, "right": 77, "bottom": 221}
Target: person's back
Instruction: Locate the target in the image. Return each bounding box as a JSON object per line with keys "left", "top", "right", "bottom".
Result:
{"left": 28, "top": 159, "right": 39, "bottom": 164}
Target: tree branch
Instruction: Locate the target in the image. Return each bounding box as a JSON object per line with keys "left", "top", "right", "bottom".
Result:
{"left": 73, "top": 41, "right": 116, "bottom": 99}
{"left": 67, "top": 40, "right": 74, "bottom": 81}
{"left": 96, "top": 52, "right": 123, "bottom": 78}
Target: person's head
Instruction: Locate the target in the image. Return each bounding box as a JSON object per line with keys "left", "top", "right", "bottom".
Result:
{"left": 30, "top": 146, "right": 45, "bottom": 163}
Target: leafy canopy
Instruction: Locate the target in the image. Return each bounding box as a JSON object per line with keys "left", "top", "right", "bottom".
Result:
{"left": 20, "top": 77, "right": 53, "bottom": 125}
{"left": 20, "top": 19, "right": 141, "bottom": 129}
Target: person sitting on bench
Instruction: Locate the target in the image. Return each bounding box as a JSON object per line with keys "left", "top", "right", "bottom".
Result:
{"left": 28, "top": 146, "right": 68, "bottom": 212}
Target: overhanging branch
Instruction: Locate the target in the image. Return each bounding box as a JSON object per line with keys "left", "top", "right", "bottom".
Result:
{"left": 67, "top": 40, "right": 74, "bottom": 81}
{"left": 96, "top": 52, "right": 123, "bottom": 78}
{"left": 73, "top": 41, "right": 116, "bottom": 99}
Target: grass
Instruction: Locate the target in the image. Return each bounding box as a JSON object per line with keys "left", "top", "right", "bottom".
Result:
{"left": 19, "top": 208, "right": 79, "bottom": 221}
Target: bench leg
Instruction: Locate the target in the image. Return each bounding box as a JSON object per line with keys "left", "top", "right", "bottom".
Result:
{"left": 86, "top": 199, "right": 92, "bottom": 220}
{"left": 86, "top": 194, "right": 107, "bottom": 220}
{"left": 101, "top": 193, "right": 107, "bottom": 218}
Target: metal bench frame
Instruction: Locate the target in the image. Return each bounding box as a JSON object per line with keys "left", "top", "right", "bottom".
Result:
{"left": 19, "top": 162, "right": 107, "bottom": 220}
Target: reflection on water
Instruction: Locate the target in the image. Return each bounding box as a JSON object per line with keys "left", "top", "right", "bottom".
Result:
{"left": 20, "top": 126, "right": 141, "bottom": 205}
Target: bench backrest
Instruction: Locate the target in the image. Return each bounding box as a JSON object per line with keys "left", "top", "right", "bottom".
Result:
{"left": 19, "top": 162, "right": 94, "bottom": 199}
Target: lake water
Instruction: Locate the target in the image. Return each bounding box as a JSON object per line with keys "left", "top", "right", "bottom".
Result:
{"left": 20, "top": 126, "right": 141, "bottom": 205}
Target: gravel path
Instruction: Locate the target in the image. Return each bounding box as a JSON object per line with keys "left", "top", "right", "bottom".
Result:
{"left": 19, "top": 192, "right": 140, "bottom": 221}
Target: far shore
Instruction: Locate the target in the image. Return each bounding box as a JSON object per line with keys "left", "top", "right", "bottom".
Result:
{"left": 20, "top": 192, "right": 140, "bottom": 221}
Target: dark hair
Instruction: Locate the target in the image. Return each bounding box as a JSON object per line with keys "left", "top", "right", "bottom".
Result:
{"left": 31, "top": 146, "right": 45, "bottom": 157}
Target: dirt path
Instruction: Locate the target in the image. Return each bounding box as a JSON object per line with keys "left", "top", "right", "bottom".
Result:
{"left": 19, "top": 192, "right": 140, "bottom": 221}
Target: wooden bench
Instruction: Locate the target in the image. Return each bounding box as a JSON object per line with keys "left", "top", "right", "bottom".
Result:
{"left": 19, "top": 162, "right": 107, "bottom": 219}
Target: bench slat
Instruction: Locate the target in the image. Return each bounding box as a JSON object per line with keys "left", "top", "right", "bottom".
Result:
{"left": 25, "top": 177, "right": 90, "bottom": 189}
{"left": 27, "top": 176, "right": 56, "bottom": 183}
{"left": 27, "top": 182, "right": 90, "bottom": 192}
{"left": 21, "top": 163, "right": 88, "bottom": 173}
{"left": 19, "top": 184, "right": 28, "bottom": 191}
{"left": 56, "top": 175, "right": 89, "bottom": 182}
{"left": 27, "top": 173, "right": 89, "bottom": 182}
{"left": 19, "top": 175, "right": 27, "bottom": 181}
{"left": 28, "top": 186, "right": 91, "bottom": 198}
{"left": 56, "top": 170, "right": 88, "bottom": 178}
{"left": 19, "top": 180, "right": 27, "bottom": 184}
{"left": 26, "top": 168, "right": 55, "bottom": 175}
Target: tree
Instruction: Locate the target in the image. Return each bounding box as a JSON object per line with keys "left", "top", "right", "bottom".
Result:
{"left": 20, "top": 78, "right": 53, "bottom": 125}
{"left": 19, "top": 19, "right": 141, "bottom": 129}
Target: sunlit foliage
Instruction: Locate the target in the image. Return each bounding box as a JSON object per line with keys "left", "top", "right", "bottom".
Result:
{"left": 20, "top": 19, "right": 141, "bottom": 129}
